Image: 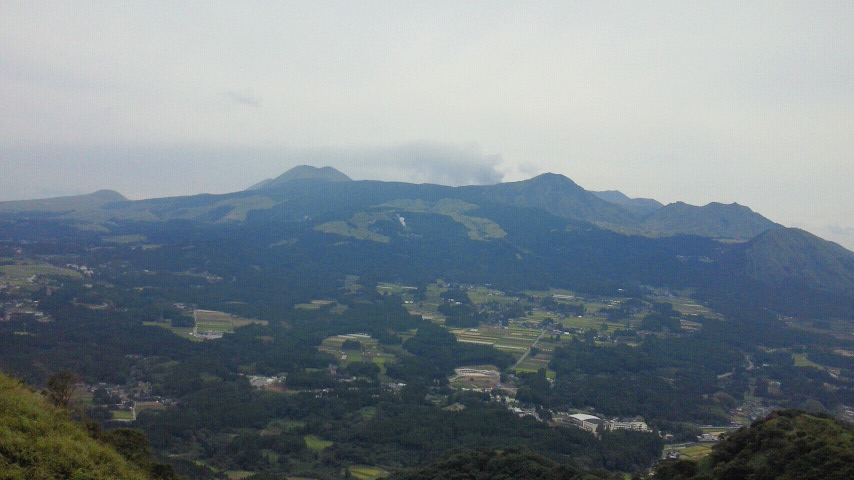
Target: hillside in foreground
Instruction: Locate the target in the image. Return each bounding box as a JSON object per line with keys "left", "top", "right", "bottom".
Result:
{"left": 652, "top": 410, "right": 854, "bottom": 480}
{"left": 0, "top": 372, "right": 150, "bottom": 479}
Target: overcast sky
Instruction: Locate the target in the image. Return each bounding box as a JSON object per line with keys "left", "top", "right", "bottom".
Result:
{"left": 2, "top": 2, "right": 853, "bottom": 249}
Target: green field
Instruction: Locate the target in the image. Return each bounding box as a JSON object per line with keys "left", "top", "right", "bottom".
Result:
{"left": 103, "top": 234, "right": 147, "bottom": 244}
{"left": 110, "top": 409, "right": 134, "bottom": 421}
{"left": 0, "top": 259, "right": 82, "bottom": 287}
{"left": 304, "top": 434, "right": 333, "bottom": 451}
{"left": 348, "top": 465, "right": 390, "bottom": 479}
{"left": 318, "top": 334, "right": 397, "bottom": 375}
{"left": 671, "top": 443, "right": 714, "bottom": 459}
{"left": 195, "top": 309, "right": 268, "bottom": 333}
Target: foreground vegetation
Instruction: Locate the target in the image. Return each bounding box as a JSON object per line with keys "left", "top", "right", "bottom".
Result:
{"left": 651, "top": 410, "right": 854, "bottom": 480}
{"left": 0, "top": 373, "right": 150, "bottom": 479}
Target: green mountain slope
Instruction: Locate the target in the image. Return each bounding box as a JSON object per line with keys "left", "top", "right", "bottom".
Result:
{"left": 640, "top": 201, "right": 780, "bottom": 240}
{"left": 0, "top": 189, "right": 126, "bottom": 214}
{"left": 464, "top": 173, "right": 642, "bottom": 227}
{"left": 653, "top": 410, "right": 854, "bottom": 480}
{"left": 0, "top": 373, "right": 150, "bottom": 479}
{"left": 741, "top": 228, "right": 854, "bottom": 295}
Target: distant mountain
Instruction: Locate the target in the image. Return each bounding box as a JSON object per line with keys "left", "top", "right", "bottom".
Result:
{"left": 0, "top": 189, "right": 126, "bottom": 214}
{"left": 741, "top": 228, "right": 854, "bottom": 296}
{"left": 640, "top": 201, "right": 780, "bottom": 240}
{"left": 0, "top": 171, "right": 782, "bottom": 243}
{"left": 466, "top": 173, "right": 641, "bottom": 227}
{"left": 592, "top": 190, "right": 663, "bottom": 216}
{"left": 653, "top": 410, "right": 854, "bottom": 480}
{"left": 0, "top": 169, "right": 852, "bottom": 318}
{"left": 701, "top": 227, "right": 854, "bottom": 318}
{"left": 247, "top": 165, "right": 351, "bottom": 190}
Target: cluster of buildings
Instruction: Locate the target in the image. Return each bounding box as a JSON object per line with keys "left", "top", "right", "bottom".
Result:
{"left": 554, "top": 412, "right": 650, "bottom": 435}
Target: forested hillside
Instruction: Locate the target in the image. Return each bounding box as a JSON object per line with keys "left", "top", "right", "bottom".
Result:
{"left": 652, "top": 410, "right": 854, "bottom": 480}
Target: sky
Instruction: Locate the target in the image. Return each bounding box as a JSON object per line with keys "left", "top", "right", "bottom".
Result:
{"left": 1, "top": 2, "right": 853, "bottom": 249}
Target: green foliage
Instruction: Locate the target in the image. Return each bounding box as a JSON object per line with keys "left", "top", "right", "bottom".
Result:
{"left": 0, "top": 372, "right": 150, "bottom": 479}
{"left": 45, "top": 369, "right": 78, "bottom": 408}
{"left": 652, "top": 410, "right": 854, "bottom": 480}
{"left": 390, "top": 447, "right": 620, "bottom": 480}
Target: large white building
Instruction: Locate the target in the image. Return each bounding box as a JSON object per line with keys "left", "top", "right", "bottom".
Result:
{"left": 566, "top": 413, "right": 603, "bottom": 434}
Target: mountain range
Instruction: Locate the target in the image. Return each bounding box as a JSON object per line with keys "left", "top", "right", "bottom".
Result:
{"left": 1, "top": 165, "right": 852, "bottom": 318}
{"left": 0, "top": 165, "right": 781, "bottom": 241}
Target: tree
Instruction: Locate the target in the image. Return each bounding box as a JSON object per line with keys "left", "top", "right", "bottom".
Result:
{"left": 46, "top": 370, "right": 78, "bottom": 408}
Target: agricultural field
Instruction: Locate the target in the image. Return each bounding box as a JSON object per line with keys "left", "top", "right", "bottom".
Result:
{"left": 110, "top": 409, "right": 135, "bottom": 421}
{"left": 399, "top": 282, "right": 447, "bottom": 322}
{"left": 261, "top": 419, "right": 306, "bottom": 436}
{"left": 194, "top": 309, "right": 268, "bottom": 333}
{"left": 666, "top": 442, "right": 714, "bottom": 460}
{"left": 102, "top": 234, "right": 147, "bottom": 244}
{"left": 304, "top": 435, "right": 333, "bottom": 451}
{"left": 318, "top": 334, "right": 397, "bottom": 375}
{"left": 452, "top": 325, "right": 537, "bottom": 354}
{"left": 449, "top": 366, "right": 501, "bottom": 390}
{"left": 144, "top": 309, "right": 267, "bottom": 340}
{"left": 465, "top": 285, "right": 517, "bottom": 306}
{"left": 0, "top": 258, "right": 82, "bottom": 288}
{"left": 347, "top": 465, "right": 390, "bottom": 479}
{"left": 296, "top": 299, "right": 348, "bottom": 314}
{"left": 650, "top": 293, "right": 721, "bottom": 319}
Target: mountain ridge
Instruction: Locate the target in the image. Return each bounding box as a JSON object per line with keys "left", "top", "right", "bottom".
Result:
{"left": 640, "top": 200, "right": 781, "bottom": 240}
{"left": 247, "top": 165, "right": 352, "bottom": 190}
{"left": 592, "top": 190, "right": 664, "bottom": 216}
{"left": 0, "top": 167, "right": 818, "bottom": 249}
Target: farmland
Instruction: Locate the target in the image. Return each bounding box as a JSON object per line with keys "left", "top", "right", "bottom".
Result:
{"left": 318, "top": 334, "right": 398, "bottom": 376}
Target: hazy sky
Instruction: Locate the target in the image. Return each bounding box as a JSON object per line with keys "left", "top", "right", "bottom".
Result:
{"left": 2, "top": 2, "right": 853, "bottom": 249}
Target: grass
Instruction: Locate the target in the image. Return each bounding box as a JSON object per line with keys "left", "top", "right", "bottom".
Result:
{"left": 0, "top": 260, "right": 83, "bottom": 286}
{"left": 349, "top": 465, "right": 390, "bottom": 479}
{"left": 675, "top": 443, "right": 714, "bottom": 459}
{"left": 0, "top": 373, "right": 149, "bottom": 479}
{"left": 315, "top": 218, "right": 390, "bottom": 243}
{"left": 304, "top": 434, "right": 333, "bottom": 451}
{"left": 792, "top": 353, "right": 823, "bottom": 369}
{"left": 195, "top": 309, "right": 267, "bottom": 334}
{"left": 225, "top": 471, "right": 253, "bottom": 480}
{"left": 358, "top": 407, "right": 377, "bottom": 420}
{"left": 103, "top": 234, "right": 146, "bottom": 244}
{"left": 110, "top": 410, "right": 135, "bottom": 421}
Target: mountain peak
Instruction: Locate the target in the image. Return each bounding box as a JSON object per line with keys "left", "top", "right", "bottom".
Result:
{"left": 527, "top": 172, "right": 582, "bottom": 188}
{"left": 247, "top": 165, "right": 351, "bottom": 190}
{"left": 640, "top": 201, "right": 779, "bottom": 240}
